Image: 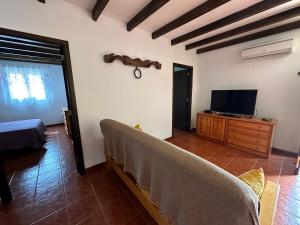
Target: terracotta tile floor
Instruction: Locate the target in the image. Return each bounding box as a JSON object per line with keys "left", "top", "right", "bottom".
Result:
{"left": 169, "top": 129, "right": 300, "bottom": 225}
{"left": 1, "top": 126, "right": 299, "bottom": 225}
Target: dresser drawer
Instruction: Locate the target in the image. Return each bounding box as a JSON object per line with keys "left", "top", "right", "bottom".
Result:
{"left": 228, "top": 138, "right": 267, "bottom": 153}
{"left": 228, "top": 132, "right": 268, "bottom": 147}
{"left": 229, "top": 120, "right": 270, "bottom": 132}
{"left": 228, "top": 126, "right": 269, "bottom": 139}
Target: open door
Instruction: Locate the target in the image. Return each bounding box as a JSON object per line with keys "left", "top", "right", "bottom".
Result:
{"left": 172, "top": 63, "right": 193, "bottom": 134}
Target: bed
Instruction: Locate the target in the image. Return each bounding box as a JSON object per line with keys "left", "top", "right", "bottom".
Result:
{"left": 0, "top": 119, "right": 46, "bottom": 152}
{"left": 100, "top": 119, "right": 279, "bottom": 225}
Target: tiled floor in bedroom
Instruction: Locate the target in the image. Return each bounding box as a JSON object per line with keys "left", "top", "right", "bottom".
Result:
{"left": 0, "top": 126, "right": 299, "bottom": 225}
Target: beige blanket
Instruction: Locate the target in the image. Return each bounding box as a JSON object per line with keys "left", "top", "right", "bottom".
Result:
{"left": 100, "top": 119, "right": 260, "bottom": 225}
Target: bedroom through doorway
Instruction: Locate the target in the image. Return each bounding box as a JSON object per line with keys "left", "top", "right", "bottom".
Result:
{"left": 0, "top": 27, "right": 84, "bottom": 205}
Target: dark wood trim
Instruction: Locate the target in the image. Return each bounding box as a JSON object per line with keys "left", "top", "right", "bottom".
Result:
{"left": 0, "top": 40, "right": 61, "bottom": 55}
{"left": 196, "top": 21, "right": 300, "bottom": 54}
{"left": 46, "top": 123, "right": 64, "bottom": 127}
{"left": 0, "top": 28, "right": 67, "bottom": 46}
{"left": 172, "top": 63, "right": 193, "bottom": 138}
{"left": 0, "top": 35, "right": 60, "bottom": 49}
{"left": 0, "top": 47, "right": 61, "bottom": 59}
{"left": 92, "top": 0, "right": 110, "bottom": 22}
{"left": 272, "top": 147, "right": 298, "bottom": 158}
{"left": 127, "top": 0, "right": 169, "bottom": 31}
{"left": 187, "top": 6, "right": 300, "bottom": 50}
{"left": 0, "top": 53, "right": 62, "bottom": 65}
{"left": 152, "top": 0, "right": 230, "bottom": 39}
{"left": 0, "top": 160, "right": 12, "bottom": 205}
{"left": 171, "top": 0, "right": 290, "bottom": 45}
{"left": 60, "top": 42, "right": 85, "bottom": 175}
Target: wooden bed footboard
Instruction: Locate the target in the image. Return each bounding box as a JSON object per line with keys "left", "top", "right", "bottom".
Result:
{"left": 106, "top": 158, "right": 279, "bottom": 225}
{"left": 107, "top": 158, "right": 169, "bottom": 225}
{"left": 259, "top": 181, "right": 280, "bottom": 225}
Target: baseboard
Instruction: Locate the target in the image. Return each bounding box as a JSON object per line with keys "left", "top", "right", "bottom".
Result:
{"left": 272, "top": 147, "right": 298, "bottom": 158}
{"left": 46, "top": 123, "right": 64, "bottom": 127}
{"left": 86, "top": 162, "right": 106, "bottom": 174}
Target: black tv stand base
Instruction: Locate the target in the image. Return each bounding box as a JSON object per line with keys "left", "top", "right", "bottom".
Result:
{"left": 217, "top": 113, "right": 243, "bottom": 118}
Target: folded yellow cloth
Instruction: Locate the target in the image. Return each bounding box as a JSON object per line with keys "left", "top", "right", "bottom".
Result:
{"left": 239, "top": 168, "right": 265, "bottom": 199}
{"left": 134, "top": 123, "right": 143, "bottom": 131}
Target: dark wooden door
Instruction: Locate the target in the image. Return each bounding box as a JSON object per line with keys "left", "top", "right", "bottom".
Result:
{"left": 173, "top": 69, "right": 191, "bottom": 131}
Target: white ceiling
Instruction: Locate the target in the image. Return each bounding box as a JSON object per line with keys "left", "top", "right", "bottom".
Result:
{"left": 63, "top": 0, "right": 300, "bottom": 49}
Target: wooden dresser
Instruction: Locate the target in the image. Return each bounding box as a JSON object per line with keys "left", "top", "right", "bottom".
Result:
{"left": 196, "top": 113, "right": 276, "bottom": 158}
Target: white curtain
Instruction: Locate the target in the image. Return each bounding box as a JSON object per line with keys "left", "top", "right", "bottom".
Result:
{"left": 0, "top": 62, "right": 52, "bottom": 105}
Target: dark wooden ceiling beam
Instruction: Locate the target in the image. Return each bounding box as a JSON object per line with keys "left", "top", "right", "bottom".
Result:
{"left": 187, "top": 6, "right": 300, "bottom": 50}
{"left": 127, "top": 0, "right": 169, "bottom": 31}
{"left": 152, "top": 0, "right": 231, "bottom": 39}
{"left": 172, "top": 0, "right": 291, "bottom": 45}
{"left": 92, "top": 0, "right": 110, "bottom": 21}
{"left": 196, "top": 20, "right": 300, "bottom": 54}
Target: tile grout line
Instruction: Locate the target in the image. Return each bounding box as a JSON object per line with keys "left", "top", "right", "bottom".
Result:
{"left": 89, "top": 180, "right": 110, "bottom": 225}
{"left": 8, "top": 171, "right": 15, "bottom": 185}
{"left": 251, "top": 158, "right": 259, "bottom": 170}
{"left": 277, "top": 206, "right": 300, "bottom": 220}
{"left": 279, "top": 191, "right": 300, "bottom": 202}
{"left": 31, "top": 131, "right": 65, "bottom": 225}
{"left": 277, "top": 156, "right": 285, "bottom": 184}
{"left": 75, "top": 213, "right": 93, "bottom": 225}
{"left": 223, "top": 153, "right": 238, "bottom": 170}
{"left": 30, "top": 207, "right": 67, "bottom": 225}
{"left": 30, "top": 133, "right": 47, "bottom": 225}
{"left": 57, "top": 130, "right": 73, "bottom": 225}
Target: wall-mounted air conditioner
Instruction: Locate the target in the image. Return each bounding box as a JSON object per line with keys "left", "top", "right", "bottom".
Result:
{"left": 241, "top": 38, "right": 294, "bottom": 60}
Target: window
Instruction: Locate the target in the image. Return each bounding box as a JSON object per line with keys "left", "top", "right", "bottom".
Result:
{"left": 0, "top": 63, "right": 51, "bottom": 105}
{"left": 8, "top": 73, "right": 29, "bottom": 101}
{"left": 4, "top": 70, "right": 47, "bottom": 102}
{"left": 28, "top": 74, "right": 46, "bottom": 100}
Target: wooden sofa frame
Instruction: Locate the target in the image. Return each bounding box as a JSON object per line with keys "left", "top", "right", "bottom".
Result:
{"left": 107, "top": 157, "right": 280, "bottom": 225}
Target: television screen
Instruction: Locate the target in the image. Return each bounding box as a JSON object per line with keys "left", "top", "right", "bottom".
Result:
{"left": 210, "top": 90, "right": 257, "bottom": 116}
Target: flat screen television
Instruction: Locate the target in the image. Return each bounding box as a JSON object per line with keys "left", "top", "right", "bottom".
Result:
{"left": 210, "top": 90, "right": 257, "bottom": 116}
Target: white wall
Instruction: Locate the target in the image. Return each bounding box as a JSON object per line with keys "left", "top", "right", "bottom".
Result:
{"left": 0, "top": 0, "right": 201, "bottom": 167}
{"left": 0, "top": 60, "right": 67, "bottom": 125}
{"left": 197, "top": 30, "right": 300, "bottom": 153}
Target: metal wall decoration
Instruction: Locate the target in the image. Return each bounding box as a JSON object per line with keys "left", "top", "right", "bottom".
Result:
{"left": 103, "top": 53, "right": 161, "bottom": 79}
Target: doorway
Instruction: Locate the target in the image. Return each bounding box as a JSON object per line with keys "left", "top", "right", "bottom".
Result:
{"left": 172, "top": 63, "right": 193, "bottom": 136}
{"left": 0, "top": 27, "right": 85, "bottom": 205}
